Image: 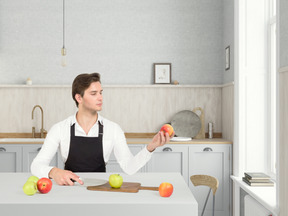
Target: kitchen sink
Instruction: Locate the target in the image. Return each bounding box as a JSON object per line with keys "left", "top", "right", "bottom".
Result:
{"left": 0, "top": 138, "right": 45, "bottom": 143}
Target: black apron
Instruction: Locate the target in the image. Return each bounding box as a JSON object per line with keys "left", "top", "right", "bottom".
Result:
{"left": 64, "top": 122, "right": 106, "bottom": 172}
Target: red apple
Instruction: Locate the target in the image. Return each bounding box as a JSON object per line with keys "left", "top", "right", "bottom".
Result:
{"left": 160, "top": 124, "right": 174, "bottom": 137}
{"left": 37, "top": 177, "right": 52, "bottom": 194}
{"left": 159, "top": 182, "right": 173, "bottom": 197}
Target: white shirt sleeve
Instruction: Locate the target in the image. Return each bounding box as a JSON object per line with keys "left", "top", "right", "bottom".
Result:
{"left": 111, "top": 123, "right": 153, "bottom": 175}
{"left": 30, "top": 123, "right": 61, "bottom": 178}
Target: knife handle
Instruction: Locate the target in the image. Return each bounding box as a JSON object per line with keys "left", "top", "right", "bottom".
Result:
{"left": 139, "top": 186, "right": 159, "bottom": 191}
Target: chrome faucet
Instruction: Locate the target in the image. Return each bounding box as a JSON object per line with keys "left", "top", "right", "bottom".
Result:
{"left": 32, "top": 105, "right": 47, "bottom": 138}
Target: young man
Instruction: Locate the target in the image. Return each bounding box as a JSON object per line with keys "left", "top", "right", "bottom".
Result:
{"left": 31, "top": 73, "right": 174, "bottom": 186}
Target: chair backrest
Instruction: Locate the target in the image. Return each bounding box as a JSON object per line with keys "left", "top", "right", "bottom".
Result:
{"left": 190, "top": 175, "right": 219, "bottom": 195}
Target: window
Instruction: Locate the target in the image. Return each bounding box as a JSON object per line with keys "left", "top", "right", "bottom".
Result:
{"left": 267, "top": 0, "right": 277, "bottom": 178}
{"left": 235, "top": 0, "right": 277, "bottom": 178}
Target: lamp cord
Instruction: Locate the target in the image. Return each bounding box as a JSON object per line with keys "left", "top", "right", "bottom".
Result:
{"left": 62, "top": 0, "right": 65, "bottom": 48}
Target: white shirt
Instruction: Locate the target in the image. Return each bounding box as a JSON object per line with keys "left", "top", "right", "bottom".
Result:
{"left": 31, "top": 113, "right": 153, "bottom": 178}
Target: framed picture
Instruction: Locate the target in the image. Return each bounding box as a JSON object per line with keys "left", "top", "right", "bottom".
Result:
{"left": 154, "top": 63, "right": 171, "bottom": 84}
{"left": 225, "top": 46, "right": 230, "bottom": 70}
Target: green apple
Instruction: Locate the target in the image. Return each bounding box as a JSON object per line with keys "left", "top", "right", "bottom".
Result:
{"left": 23, "top": 181, "right": 37, "bottom": 196}
{"left": 109, "top": 174, "right": 123, "bottom": 188}
{"left": 27, "top": 176, "right": 39, "bottom": 184}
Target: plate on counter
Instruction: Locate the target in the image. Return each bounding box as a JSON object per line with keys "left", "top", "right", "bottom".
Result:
{"left": 171, "top": 110, "right": 201, "bottom": 138}
{"left": 170, "top": 137, "right": 192, "bottom": 142}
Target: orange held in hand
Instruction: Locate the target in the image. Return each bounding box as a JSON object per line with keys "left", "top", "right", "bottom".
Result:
{"left": 160, "top": 124, "right": 174, "bottom": 137}
{"left": 159, "top": 182, "right": 174, "bottom": 197}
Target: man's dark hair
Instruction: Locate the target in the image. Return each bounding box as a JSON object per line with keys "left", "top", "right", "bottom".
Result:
{"left": 72, "top": 73, "right": 101, "bottom": 107}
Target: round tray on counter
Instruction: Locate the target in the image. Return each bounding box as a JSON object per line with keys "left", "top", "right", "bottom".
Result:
{"left": 171, "top": 110, "right": 201, "bottom": 138}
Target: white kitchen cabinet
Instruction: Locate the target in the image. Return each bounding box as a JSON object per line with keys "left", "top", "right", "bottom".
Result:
{"left": 146, "top": 145, "right": 189, "bottom": 184}
{"left": 106, "top": 144, "right": 146, "bottom": 173}
{"left": 22, "top": 145, "right": 64, "bottom": 172}
{"left": 189, "top": 144, "right": 232, "bottom": 216}
{"left": 0, "top": 144, "right": 64, "bottom": 172}
{"left": 0, "top": 145, "right": 22, "bottom": 172}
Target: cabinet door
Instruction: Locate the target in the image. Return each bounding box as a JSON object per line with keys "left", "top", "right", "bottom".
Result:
{"left": 146, "top": 145, "right": 189, "bottom": 184}
{"left": 0, "top": 145, "right": 22, "bottom": 172}
{"left": 22, "top": 145, "right": 60, "bottom": 172}
{"left": 189, "top": 145, "right": 231, "bottom": 216}
{"left": 106, "top": 145, "right": 145, "bottom": 173}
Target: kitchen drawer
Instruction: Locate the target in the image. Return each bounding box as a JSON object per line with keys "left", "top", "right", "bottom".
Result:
{"left": 106, "top": 144, "right": 145, "bottom": 172}
{"left": 22, "top": 145, "right": 63, "bottom": 172}
{"left": 146, "top": 145, "right": 189, "bottom": 184}
{"left": 0, "top": 144, "right": 64, "bottom": 173}
{"left": 0, "top": 145, "right": 22, "bottom": 172}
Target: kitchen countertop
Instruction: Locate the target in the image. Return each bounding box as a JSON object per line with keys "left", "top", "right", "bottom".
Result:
{"left": 0, "top": 137, "right": 232, "bottom": 144}
{"left": 127, "top": 138, "right": 232, "bottom": 144}
{"left": 0, "top": 172, "right": 198, "bottom": 216}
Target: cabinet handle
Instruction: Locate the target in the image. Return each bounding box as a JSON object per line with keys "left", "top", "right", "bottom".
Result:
{"left": 163, "top": 147, "right": 172, "bottom": 152}
{"left": 0, "top": 147, "right": 6, "bottom": 152}
{"left": 37, "top": 147, "right": 42, "bottom": 152}
{"left": 203, "top": 147, "right": 213, "bottom": 152}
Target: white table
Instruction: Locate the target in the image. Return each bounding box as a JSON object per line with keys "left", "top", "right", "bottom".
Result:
{"left": 0, "top": 172, "right": 198, "bottom": 216}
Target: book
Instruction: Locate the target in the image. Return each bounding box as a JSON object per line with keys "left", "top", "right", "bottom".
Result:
{"left": 243, "top": 178, "right": 271, "bottom": 183}
{"left": 244, "top": 172, "right": 271, "bottom": 180}
{"left": 242, "top": 177, "right": 274, "bottom": 187}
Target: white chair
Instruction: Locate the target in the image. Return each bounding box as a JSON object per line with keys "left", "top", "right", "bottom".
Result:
{"left": 190, "top": 175, "right": 219, "bottom": 216}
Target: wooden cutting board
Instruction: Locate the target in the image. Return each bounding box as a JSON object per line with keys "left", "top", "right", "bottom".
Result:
{"left": 87, "top": 182, "right": 159, "bottom": 193}
{"left": 192, "top": 107, "right": 205, "bottom": 139}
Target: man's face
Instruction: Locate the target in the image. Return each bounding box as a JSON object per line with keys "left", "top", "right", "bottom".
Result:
{"left": 77, "top": 81, "right": 103, "bottom": 113}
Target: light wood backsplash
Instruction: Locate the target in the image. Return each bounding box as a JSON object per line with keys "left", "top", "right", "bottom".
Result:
{"left": 0, "top": 85, "right": 223, "bottom": 134}
{"left": 222, "top": 83, "right": 234, "bottom": 140}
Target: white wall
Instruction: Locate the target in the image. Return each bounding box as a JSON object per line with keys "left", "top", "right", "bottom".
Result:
{"left": 0, "top": 0, "right": 224, "bottom": 85}
{"left": 279, "top": 0, "right": 288, "bottom": 215}
{"left": 279, "top": 69, "right": 288, "bottom": 216}
{"left": 223, "top": 0, "right": 234, "bottom": 84}
{"left": 279, "top": 0, "right": 288, "bottom": 67}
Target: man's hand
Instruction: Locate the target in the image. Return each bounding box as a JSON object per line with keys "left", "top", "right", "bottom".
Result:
{"left": 147, "top": 130, "right": 175, "bottom": 152}
{"left": 48, "top": 167, "right": 83, "bottom": 186}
